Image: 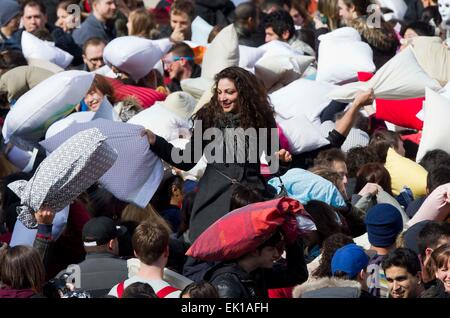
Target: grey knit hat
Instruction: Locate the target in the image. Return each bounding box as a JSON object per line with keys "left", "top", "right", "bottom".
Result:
{"left": 0, "top": 0, "right": 21, "bottom": 27}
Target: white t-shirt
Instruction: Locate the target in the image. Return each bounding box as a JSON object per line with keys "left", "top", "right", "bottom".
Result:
{"left": 108, "top": 275, "right": 181, "bottom": 298}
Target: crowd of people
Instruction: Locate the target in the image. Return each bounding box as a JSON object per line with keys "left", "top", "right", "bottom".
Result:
{"left": 0, "top": 0, "right": 449, "bottom": 299}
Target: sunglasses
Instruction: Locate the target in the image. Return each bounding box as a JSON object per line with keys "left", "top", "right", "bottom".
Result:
{"left": 162, "top": 56, "right": 193, "bottom": 65}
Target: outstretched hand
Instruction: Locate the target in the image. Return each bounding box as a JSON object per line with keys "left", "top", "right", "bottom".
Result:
{"left": 276, "top": 149, "right": 292, "bottom": 163}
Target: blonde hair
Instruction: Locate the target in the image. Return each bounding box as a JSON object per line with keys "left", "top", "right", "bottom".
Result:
{"left": 120, "top": 203, "right": 166, "bottom": 225}
{"left": 318, "top": 0, "right": 340, "bottom": 30}
{"left": 128, "top": 8, "right": 157, "bottom": 39}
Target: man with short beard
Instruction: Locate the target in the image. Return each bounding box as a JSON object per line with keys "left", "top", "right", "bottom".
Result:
{"left": 162, "top": 42, "right": 201, "bottom": 93}
{"left": 73, "top": 0, "right": 117, "bottom": 47}
{"left": 382, "top": 248, "right": 424, "bottom": 298}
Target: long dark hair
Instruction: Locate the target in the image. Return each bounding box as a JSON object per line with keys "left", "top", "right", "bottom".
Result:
{"left": 194, "top": 66, "right": 276, "bottom": 130}
{"left": 354, "top": 162, "right": 393, "bottom": 196}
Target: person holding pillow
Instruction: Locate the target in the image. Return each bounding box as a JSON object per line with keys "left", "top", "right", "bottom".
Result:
{"left": 143, "top": 66, "right": 292, "bottom": 243}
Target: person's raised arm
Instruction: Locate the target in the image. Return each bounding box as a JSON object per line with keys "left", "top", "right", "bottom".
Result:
{"left": 33, "top": 207, "right": 56, "bottom": 272}
{"left": 334, "top": 89, "right": 374, "bottom": 137}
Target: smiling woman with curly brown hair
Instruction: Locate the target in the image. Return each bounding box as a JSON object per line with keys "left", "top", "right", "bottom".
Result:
{"left": 143, "top": 66, "right": 292, "bottom": 243}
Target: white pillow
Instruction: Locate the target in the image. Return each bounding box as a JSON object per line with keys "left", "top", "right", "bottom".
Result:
{"left": 151, "top": 38, "right": 173, "bottom": 55}
{"left": 93, "top": 64, "right": 117, "bottom": 78}
{"left": 239, "top": 45, "right": 265, "bottom": 70}
{"left": 93, "top": 97, "right": 121, "bottom": 122}
{"left": 103, "top": 36, "right": 164, "bottom": 81}
{"left": 277, "top": 115, "right": 330, "bottom": 154}
{"left": 441, "top": 81, "right": 450, "bottom": 99}
{"left": 318, "top": 27, "right": 362, "bottom": 42}
{"left": 21, "top": 31, "right": 73, "bottom": 69}
{"left": 45, "top": 111, "right": 95, "bottom": 139}
{"left": 259, "top": 40, "right": 304, "bottom": 56}
{"left": 169, "top": 138, "right": 207, "bottom": 181}
{"left": 191, "top": 16, "right": 214, "bottom": 46}
{"left": 416, "top": 88, "right": 450, "bottom": 162}
{"left": 45, "top": 98, "right": 119, "bottom": 140}
{"left": 316, "top": 27, "right": 375, "bottom": 84}
{"left": 128, "top": 103, "right": 191, "bottom": 141}
{"left": 2, "top": 71, "right": 95, "bottom": 150}
{"left": 255, "top": 54, "right": 315, "bottom": 92}
{"left": 201, "top": 24, "right": 239, "bottom": 80}
{"left": 328, "top": 47, "right": 442, "bottom": 102}
{"left": 41, "top": 119, "right": 164, "bottom": 209}
{"left": 180, "top": 77, "right": 214, "bottom": 99}
{"left": 270, "top": 78, "right": 337, "bottom": 122}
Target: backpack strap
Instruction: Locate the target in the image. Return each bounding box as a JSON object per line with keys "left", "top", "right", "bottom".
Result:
{"left": 116, "top": 281, "right": 125, "bottom": 298}
{"left": 156, "top": 286, "right": 179, "bottom": 298}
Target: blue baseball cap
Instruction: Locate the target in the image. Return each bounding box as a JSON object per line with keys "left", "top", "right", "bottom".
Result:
{"left": 331, "top": 243, "right": 369, "bottom": 279}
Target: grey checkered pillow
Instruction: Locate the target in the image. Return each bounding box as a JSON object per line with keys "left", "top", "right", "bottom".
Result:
{"left": 8, "top": 128, "right": 117, "bottom": 229}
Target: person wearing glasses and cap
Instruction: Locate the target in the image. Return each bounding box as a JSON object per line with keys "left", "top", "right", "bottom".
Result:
{"left": 162, "top": 42, "right": 201, "bottom": 93}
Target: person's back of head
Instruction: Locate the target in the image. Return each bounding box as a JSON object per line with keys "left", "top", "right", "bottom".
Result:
{"left": 318, "top": 0, "right": 340, "bottom": 30}
{"left": 122, "top": 282, "right": 158, "bottom": 298}
{"left": 417, "top": 221, "right": 450, "bottom": 260}
{"left": 230, "top": 184, "right": 265, "bottom": 211}
{"left": 312, "top": 233, "right": 354, "bottom": 278}
{"left": 261, "top": 0, "right": 291, "bottom": 13}
{"left": 264, "top": 9, "right": 296, "bottom": 42}
{"left": 369, "top": 129, "right": 404, "bottom": 156}
{"left": 128, "top": 8, "right": 157, "bottom": 38}
{"left": 0, "top": 245, "right": 45, "bottom": 294}
{"left": 150, "top": 173, "right": 184, "bottom": 214}
{"left": 427, "top": 166, "right": 450, "bottom": 194}
{"left": 339, "top": 0, "right": 372, "bottom": 18}
{"left": 354, "top": 162, "right": 392, "bottom": 195}
{"left": 365, "top": 204, "right": 403, "bottom": 249}
{"left": 304, "top": 200, "right": 343, "bottom": 248}
{"left": 132, "top": 219, "right": 171, "bottom": 266}
{"left": 401, "top": 21, "right": 436, "bottom": 38}
{"left": 314, "top": 148, "right": 347, "bottom": 168}
{"left": 82, "top": 216, "right": 125, "bottom": 255}
{"left": 346, "top": 146, "right": 378, "bottom": 178}
{"left": 332, "top": 243, "right": 369, "bottom": 280}
{"left": 235, "top": 2, "right": 259, "bottom": 23}
{"left": 421, "top": 5, "right": 442, "bottom": 26}
{"left": 180, "top": 281, "right": 219, "bottom": 298}
{"left": 0, "top": 50, "right": 28, "bottom": 76}
{"left": 419, "top": 149, "right": 450, "bottom": 173}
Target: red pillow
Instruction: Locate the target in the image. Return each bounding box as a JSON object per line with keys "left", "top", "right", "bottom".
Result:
{"left": 186, "top": 197, "right": 306, "bottom": 262}
{"left": 401, "top": 132, "right": 422, "bottom": 145}
{"left": 375, "top": 97, "right": 424, "bottom": 130}
{"left": 106, "top": 78, "right": 166, "bottom": 109}
{"left": 357, "top": 72, "right": 374, "bottom": 82}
